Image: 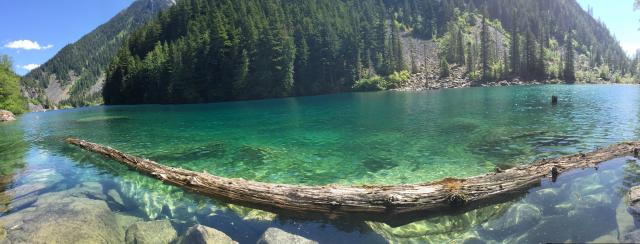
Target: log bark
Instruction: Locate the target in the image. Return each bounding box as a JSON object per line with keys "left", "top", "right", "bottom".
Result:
{"left": 66, "top": 138, "right": 640, "bottom": 223}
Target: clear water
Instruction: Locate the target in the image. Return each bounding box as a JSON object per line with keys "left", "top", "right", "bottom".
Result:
{"left": 1, "top": 84, "right": 640, "bottom": 243}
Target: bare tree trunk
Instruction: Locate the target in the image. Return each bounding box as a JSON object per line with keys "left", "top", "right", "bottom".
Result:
{"left": 66, "top": 138, "right": 640, "bottom": 223}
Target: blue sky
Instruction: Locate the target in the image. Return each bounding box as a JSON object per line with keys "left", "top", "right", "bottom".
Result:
{"left": 0, "top": 0, "right": 638, "bottom": 76}
{"left": 577, "top": 0, "right": 640, "bottom": 57}
{"left": 0, "top": 0, "right": 133, "bottom": 75}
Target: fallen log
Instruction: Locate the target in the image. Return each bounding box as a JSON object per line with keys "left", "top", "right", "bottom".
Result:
{"left": 66, "top": 138, "right": 640, "bottom": 222}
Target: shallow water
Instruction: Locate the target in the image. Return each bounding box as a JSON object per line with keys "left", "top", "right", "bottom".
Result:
{"left": 1, "top": 84, "right": 640, "bottom": 243}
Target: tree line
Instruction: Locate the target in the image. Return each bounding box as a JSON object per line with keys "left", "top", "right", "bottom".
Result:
{"left": 0, "top": 55, "right": 27, "bottom": 114}
{"left": 103, "top": 0, "right": 633, "bottom": 105}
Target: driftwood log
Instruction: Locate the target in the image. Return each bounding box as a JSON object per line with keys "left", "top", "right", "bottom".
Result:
{"left": 66, "top": 138, "right": 640, "bottom": 223}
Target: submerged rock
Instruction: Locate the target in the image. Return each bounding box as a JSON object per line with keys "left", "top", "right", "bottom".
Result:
{"left": 107, "top": 189, "right": 125, "bottom": 207}
{"left": 616, "top": 199, "right": 635, "bottom": 240}
{"left": 622, "top": 229, "right": 640, "bottom": 243}
{"left": 125, "top": 219, "right": 177, "bottom": 244}
{"left": 257, "top": 228, "right": 317, "bottom": 244}
{"left": 115, "top": 213, "right": 143, "bottom": 231}
{"left": 0, "top": 194, "right": 123, "bottom": 243}
{"left": 0, "top": 110, "right": 15, "bottom": 122}
{"left": 629, "top": 186, "right": 640, "bottom": 203}
{"left": 483, "top": 203, "right": 541, "bottom": 234}
{"left": 179, "top": 224, "right": 237, "bottom": 244}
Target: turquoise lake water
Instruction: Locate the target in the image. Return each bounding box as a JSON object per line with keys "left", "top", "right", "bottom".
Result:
{"left": 1, "top": 84, "right": 640, "bottom": 243}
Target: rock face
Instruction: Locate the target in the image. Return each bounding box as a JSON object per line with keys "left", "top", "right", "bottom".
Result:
{"left": 0, "top": 110, "right": 15, "bottom": 122}
{"left": 257, "top": 228, "right": 317, "bottom": 244}
{"left": 125, "top": 219, "right": 177, "bottom": 244}
{"left": 0, "top": 194, "right": 123, "bottom": 243}
{"left": 179, "top": 224, "right": 237, "bottom": 244}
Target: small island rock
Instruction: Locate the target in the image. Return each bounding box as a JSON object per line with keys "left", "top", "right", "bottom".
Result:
{"left": 257, "top": 228, "right": 317, "bottom": 244}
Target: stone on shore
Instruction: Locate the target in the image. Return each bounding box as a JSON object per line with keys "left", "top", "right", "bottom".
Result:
{"left": 179, "top": 224, "right": 237, "bottom": 244}
{"left": 125, "top": 219, "right": 177, "bottom": 244}
{"left": 257, "top": 228, "right": 317, "bottom": 244}
{"left": 0, "top": 110, "right": 15, "bottom": 122}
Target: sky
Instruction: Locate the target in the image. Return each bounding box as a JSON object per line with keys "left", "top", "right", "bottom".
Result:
{"left": 0, "top": 0, "right": 134, "bottom": 75}
{"left": 0, "top": 0, "right": 638, "bottom": 76}
{"left": 577, "top": 0, "right": 640, "bottom": 57}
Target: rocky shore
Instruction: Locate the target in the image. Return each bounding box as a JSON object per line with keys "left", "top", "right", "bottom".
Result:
{"left": 0, "top": 171, "right": 315, "bottom": 244}
{"left": 395, "top": 66, "right": 622, "bottom": 91}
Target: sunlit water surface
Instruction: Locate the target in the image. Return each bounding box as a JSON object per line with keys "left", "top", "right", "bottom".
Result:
{"left": 1, "top": 84, "right": 640, "bottom": 243}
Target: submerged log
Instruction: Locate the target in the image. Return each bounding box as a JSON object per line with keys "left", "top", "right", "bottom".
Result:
{"left": 66, "top": 138, "right": 640, "bottom": 222}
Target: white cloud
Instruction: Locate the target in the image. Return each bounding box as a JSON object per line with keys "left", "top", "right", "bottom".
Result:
{"left": 620, "top": 42, "right": 640, "bottom": 57}
{"left": 20, "top": 64, "right": 40, "bottom": 71}
{"left": 3, "top": 40, "right": 53, "bottom": 50}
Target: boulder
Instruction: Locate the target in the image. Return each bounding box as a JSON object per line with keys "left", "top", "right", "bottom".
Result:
{"left": 125, "top": 219, "right": 177, "bottom": 244}
{"left": 629, "top": 186, "right": 640, "bottom": 204}
{"left": 179, "top": 224, "right": 237, "bottom": 244}
{"left": 0, "top": 110, "right": 15, "bottom": 122}
{"left": 257, "top": 228, "right": 317, "bottom": 244}
{"left": 0, "top": 193, "right": 123, "bottom": 243}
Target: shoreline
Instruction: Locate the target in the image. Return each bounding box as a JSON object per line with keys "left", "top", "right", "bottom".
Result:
{"left": 394, "top": 75, "right": 636, "bottom": 91}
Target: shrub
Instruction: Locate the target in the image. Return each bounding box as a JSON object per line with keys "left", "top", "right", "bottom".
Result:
{"left": 353, "top": 75, "right": 387, "bottom": 91}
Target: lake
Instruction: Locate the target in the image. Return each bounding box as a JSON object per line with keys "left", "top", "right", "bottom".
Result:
{"left": 1, "top": 84, "right": 640, "bottom": 243}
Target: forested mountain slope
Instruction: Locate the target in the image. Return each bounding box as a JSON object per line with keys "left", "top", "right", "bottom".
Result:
{"left": 0, "top": 56, "right": 27, "bottom": 114}
{"left": 21, "top": 0, "right": 175, "bottom": 109}
{"left": 102, "top": 0, "right": 633, "bottom": 105}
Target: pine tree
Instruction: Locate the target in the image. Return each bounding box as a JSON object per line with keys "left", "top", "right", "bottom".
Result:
{"left": 510, "top": 10, "right": 520, "bottom": 75}
{"left": 480, "top": 14, "right": 490, "bottom": 81}
{"left": 564, "top": 32, "right": 576, "bottom": 82}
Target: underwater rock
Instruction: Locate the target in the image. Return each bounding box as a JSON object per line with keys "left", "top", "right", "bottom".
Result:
{"left": 0, "top": 192, "right": 123, "bottom": 243}
{"left": 622, "top": 229, "right": 640, "bottom": 243}
{"left": 3, "top": 183, "right": 48, "bottom": 200}
{"left": 226, "top": 204, "right": 277, "bottom": 222}
{"left": 628, "top": 186, "right": 640, "bottom": 203}
{"left": 590, "top": 230, "right": 619, "bottom": 243}
{"left": 65, "top": 181, "right": 107, "bottom": 200}
{"left": 528, "top": 187, "right": 562, "bottom": 206}
{"left": 125, "top": 219, "right": 177, "bottom": 244}
{"left": 107, "top": 189, "right": 125, "bottom": 207}
{"left": 257, "top": 228, "right": 317, "bottom": 244}
{"left": 5, "top": 194, "right": 38, "bottom": 212}
{"left": 0, "top": 110, "right": 15, "bottom": 122}
{"left": 18, "top": 168, "right": 63, "bottom": 186}
{"left": 483, "top": 203, "right": 541, "bottom": 234}
{"left": 360, "top": 157, "right": 399, "bottom": 172}
{"left": 233, "top": 146, "right": 268, "bottom": 166}
{"left": 616, "top": 200, "right": 635, "bottom": 240}
{"left": 368, "top": 203, "right": 510, "bottom": 242}
{"left": 179, "top": 224, "right": 237, "bottom": 244}
{"left": 115, "top": 213, "right": 143, "bottom": 231}
{"left": 461, "top": 236, "right": 486, "bottom": 244}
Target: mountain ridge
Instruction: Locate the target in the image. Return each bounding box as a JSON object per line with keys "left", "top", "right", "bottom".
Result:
{"left": 21, "top": 0, "right": 175, "bottom": 110}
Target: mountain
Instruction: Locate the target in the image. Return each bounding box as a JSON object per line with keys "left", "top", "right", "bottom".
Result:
{"left": 21, "top": 0, "right": 175, "bottom": 109}
{"left": 102, "top": 0, "right": 633, "bottom": 105}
